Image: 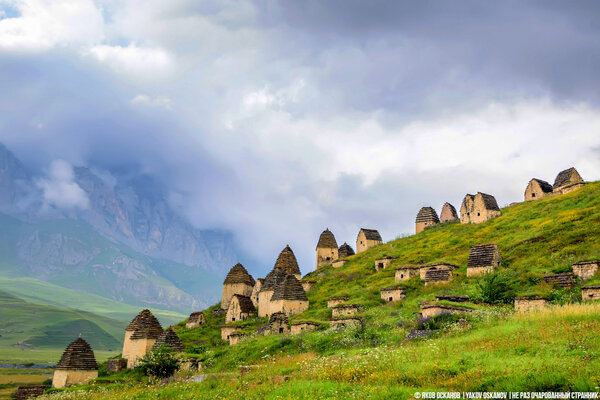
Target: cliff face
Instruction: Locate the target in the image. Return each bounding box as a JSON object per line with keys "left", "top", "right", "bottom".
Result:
{"left": 0, "top": 143, "right": 238, "bottom": 311}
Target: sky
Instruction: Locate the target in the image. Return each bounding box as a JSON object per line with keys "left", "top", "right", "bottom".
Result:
{"left": 1, "top": 0, "right": 600, "bottom": 277}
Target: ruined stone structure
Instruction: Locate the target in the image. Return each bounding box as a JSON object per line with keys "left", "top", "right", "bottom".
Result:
{"left": 435, "top": 295, "right": 469, "bottom": 303}
{"left": 258, "top": 267, "right": 287, "bottom": 317}
{"left": 553, "top": 167, "right": 585, "bottom": 194}
{"left": 251, "top": 278, "right": 264, "bottom": 307}
{"left": 274, "top": 245, "right": 302, "bottom": 279}
{"left": 356, "top": 228, "right": 382, "bottom": 253}
{"left": 226, "top": 294, "right": 256, "bottom": 323}
{"left": 301, "top": 280, "right": 316, "bottom": 292}
{"left": 106, "top": 358, "right": 127, "bottom": 373}
{"left": 228, "top": 332, "right": 246, "bottom": 345}
{"left": 327, "top": 297, "right": 349, "bottom": 308}
{"left": 440, "top": 202, "right": 458, "bottom": 223}
{"left": 291, "top": 321, "right": 320, "bottom": 335}
{"left": 524, "top": 178, "right": 553, "bottom": 201}
{"left": 374, "top": 256, "right": 398, "bottom": 272}
{"left": 380, "top": 286, "right": 406, "bottom": 302}
{"left": 262, "top": 312, "right": 290, "bottom": 335}
{"left": 152, "top": 327, "right": 184, "bottom": 352}
{"left": 460, "top": 192, "right": 501, "bottom": 224}
{"left": 332, "top": 259, "right": 348, "bottom": 268}
{"left": 269, "top": 274, "right": 309, "bottom": 316}
{"left": 420, "top": 263, "right": 457, "bottom": 285}
{"left": 221, "top": 263, "right": 255, "bottom": 310}
{"left": 415, "top": 206, "right": 439, "bottom": 234}
{"left": 221, "top": 325, "right": 238, "bottom": 341}
{"left": 329, "top": 317, "right": 363, "bottom": 330}
{"left": 582, "top": 286, "right": 600, "bottom": 301}
{"left": 514, "top": 297, "right": 548, "bottom": 312}
{"left": 543, "top": 273, "right": 576, "bottom": 289}
{"left": 338, "top": 242, "right": 355, "bottom": 259}
{"left": 122, "top": 309, "right": 163, "bottom": 368}
{"left": 573, "top": 261, "right": 599, "bottom": 281}
{"left": 316, "top": 228, "right": 339, "bottom": 270}
{"left": 331, "top": 304, "right": 362, "bottom": 317}
{"left": 186, "top": 311, "right": 205, "bottom": 329}
{"left": 420, "top": 304, "right": 473, "bottom": 318}
{"left": 52, "top": 338, "right": 98, "bottom": 388}
{"left": 14, "top": 385, "right": 46, "bottom": 400}
{"left": 467, "top": 244, "right": 501, "bottom": 277}
{"left": 395, "top": 266, "right": 420, "bottom": 282}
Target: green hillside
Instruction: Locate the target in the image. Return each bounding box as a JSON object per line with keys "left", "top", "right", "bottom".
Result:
{"left": 35, "top": 183, "right": 600, "bottom": 398}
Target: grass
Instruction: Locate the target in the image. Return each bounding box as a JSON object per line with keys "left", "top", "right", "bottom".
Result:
{"left": 0, "top": 368, "right": 52, "bottom": 400}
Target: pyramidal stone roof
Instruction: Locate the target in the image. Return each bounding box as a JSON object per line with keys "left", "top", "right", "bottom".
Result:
{"left": 477, "top": 192, "right": 500, "bottom": 211}
{"left": 338, "top": 242, "right": 355, "bottom": 258}
{"left": 316, "top": 228, "right": 338, "bottom": 249}
{"left": 231, "top": 294, "right": 256, "bottom": 314}
{"left": 467, "top": 244, "right": 500, "bottom": 268}
{"left": 152, "top": 328, "right": 184, "bottom": 352}
{"left": 271, "top": 274, "right": 308, "bottom": 301}
{"left": 126, "top": 309, "right": 164, "bottom": 339}
{"left": 359, "top": 228, "right": 382, "bottom": 241}
{"left": 261, "top": 267, "right": 288, "bottom": 292}
{"left": 416, "top": 207, "right": 440, "bottom": 223}
{"left": 224, "top": 263, "right": 255, "bottom": 286}
{"left": 553, "top": 167, "right": 583, "bottom": 189}
{"left": 56, "top": 338, "right": 98, "bottom": 370}
{"left": 273, "top": 245, "right": 301, "bottom": 276}
{"left": 530, "top": 178, "right": 553, "bottom": 193}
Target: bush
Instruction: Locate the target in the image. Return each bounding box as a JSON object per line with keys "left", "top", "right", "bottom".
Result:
{"left": 135, "top": 345, "right": 180, "bottom": 379}
{"left": 475, "top": 272, "right": 516, "bottom": 305}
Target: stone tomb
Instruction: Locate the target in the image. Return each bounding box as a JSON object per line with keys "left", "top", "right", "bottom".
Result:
{"left": 106, "top": 358, "right": 127, "bottom": 373}
{"left": 582, "top": 286, "right": 600, "bottom": 301}
{"left": 374, "top": 256, "right": 398, "bottom": 272}
{"left": 543, "top": 273, "right": 576, "bottom": 289}
{"left": 395, "top": 266, "right": 420, "bottom": 282}
{"left": 338, "top": 242, "right": 355, "bottom": 258}
{"left": 420, "top": 304, "right": 473, "bottom": 319}
{"left": 291, "top": 321, "right": 320, "bottom": 335}
{"left": 316, "top": 228, "right": 339, "bottom": 270}
{"left": 228, "top": 332, "right": 246, "bottom": 345}
{"left": 301, "top": 280, "right": 316, "bottom": 291}
{"left": 122, "top": 309, "right": 163, "bottom": 369}
{"left": 152, "top": 328, "right": 184, "bottom": 353}
{"left": 186, "top": 311, "right": 205, "bottom": 329}
{"left": 415, "top": 206, "right": 440, "bottom": 234}
{"left": 524, "top": 178, "right": 553, "bottom": 201}
{"left": 331, "top": 304, "right": 362, "bottom": 317}
{"left": 421, "top": 264, "right": 456, "bottom": 285}
{"left": 467, "top": 244, "right": 501, "bottom": 277}
{"left": 13, "top": 385, "right": 46, "bottom": 400}
{"left": 553, "top": 167, "right": 585, "bottom": 194}
{"left": 221, "top": 263, "right": 255, "bottom": 310}
{"left": 440, "top": 202, "right": 458, "bottom": 223}
{"left": 52, "top": 338, "right": 98, "bottom": 388}
{"left": 329, "top": 317, "right": 363, "bottom": 330}
{"left": 573, "top": 261, "right": 599, "bottom": 281}
{"left": 269, "top": 274, "right": 309, "bottom": 316}
{"left": 460, "top": 192, "right": 501, "bottom": 224}
{"left": 327, "top": 297, "right": 349, "bottom": 308}
{"left": 356, "top": 228, "right": 382, "bottom": 254}
{"left": 261, "top": 312, "right": 290, "bottom": 335}
{"left": 332, "top": 259, "right": 348, "bottom": 268}
{"left": 514, "top": 297, "right": 548, "bottom": 312}
{"left": 226, "top": 294, "right": 256, "bottom": 323}
{"left": 380, "top": 286, "right": 406, "bottom": 302}
{"left": 221, "top": 325, "right": 238, "bottom": 341}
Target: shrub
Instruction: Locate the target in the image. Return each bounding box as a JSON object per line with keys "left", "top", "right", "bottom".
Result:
{"left": 135, "top": 345, "right": 180, "bottom": 379}
{"left": 475, "top": 272, "right": 516, "bottom": 305}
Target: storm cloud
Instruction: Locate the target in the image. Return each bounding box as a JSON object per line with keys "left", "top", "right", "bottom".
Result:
{"left": 1, "top": 0, "right": 600, "bottom": 276}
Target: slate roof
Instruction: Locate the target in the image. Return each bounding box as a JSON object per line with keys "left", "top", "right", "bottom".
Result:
{"left": 316, "top": 229, "right": 338, "bottom": 249}
{"left": 152, "top": 328, "right": 184, "bottom": 352}
{"left": 468, "top": 244, "right": 500, "bottom": 268}
{"left": 14, "top": 385, "right": 46, "bottom": 400}
{"left": 424, "top": 268, "right": 451, "bottom": 282}
{"left": 55, "top": 338, "right": 98, "bottom": 370}
{"left": 270, "top": 274, "right": 308, "bottom": 301}
{"left": 530, "top": 178, "right": 553, "bottom": 193}
{"left": 274, "top": 245, "right": 301, "bottom": 276}
{"left": 543, "top": 273, "right": 576, "bottom": 289}
{"left": 223, "top": 263, "right": 255, "bottom": 286}
{"left": 554, "top": 167, "right": 582, "bottom": 189}
{"left": 126, "top": 309, "right": 163, "bottom": 339}
{"left": 261, "top": 267, "right": 288, "bottom": 292}
{"left": 268, "top": 312, "right": 289, "bottom": 325}
{"left": 381, "top": 286, "right": 405, "bottom": 291}
{"left": 435, "top": 295, "right": 469, "bottom": 303}
{"left": 359, "top": 228, "right": 382, "bottom": 241}
{"left": 477, "top": 192, "right": 500, "bottom": 211}
{"left": 573, "top": 260, "right": 600, "bottom": 266}
{"left": 231, "top": 294, "right": 256, "bottom": 314}
{"left": 338, "top": 242, "right": 355, "bottom": 258}
{"left": 415, "top": 207, "right": 440, "bottom": 223}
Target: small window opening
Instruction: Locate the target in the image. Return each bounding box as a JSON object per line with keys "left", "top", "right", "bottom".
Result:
{"left": 279, "top": 327, "right": 284, "bottom": 334}
{"left": 477, "top": 212, "right": 481, "bottom": 216}
{"left": 400, "top": 274, "right": 404, "bottom": 279}
{"left": 389, "top": 297, "right": 393, "bottom": 301}
{"left": 232, "top": 317, "right": 235, "bottom": 321}
{"left": 532, "top": 193, "right": 536, "bottom": 198}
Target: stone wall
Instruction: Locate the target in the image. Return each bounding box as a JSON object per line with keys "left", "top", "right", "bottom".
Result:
{"left": 52, "top": 369, "right": 98, "bottom": 388}
{"left": 291, "top": 322, "right": 319, "bottom": 335}
{"left": 251, "top": 279, "right": 263, "bottom": 307}
{"left": 331, "top": 305, "right": 361, "bottom": 317}
{"left": 395, "top": 267, "right": 419, "bottom": 282}
{"left": 225, "top": 300, "right": 252, "bottom": 323}
{"left": 558, "top": 182, "right": 585, "bottom": 194}
{"left": 221, "top": 325, "right": 238, "bottom": 341}
{"left": 123, "top": 334, "right": 156, "bottom": 368}
{"left": 420, "top": 305, "right": 472, "bottom": 318}
{"left": 582, "top": 286, "right": 600, "bottom": 301}
{"left": 316, "top": 247, "right": 338, "bottom": 270}
{"left": 221, "top": 282, "right": 254, "bottom": 310}
{"left": 332, "top": 259, "right": 347, "bottom": 268}
{"left": 106, "top": 358, "right": 127, "bottom": 373}
{"left": 258, "top": 290, "right": 274, "bottom": 317}
{"left": 356, "top": 232, "right": 381, "bottom": 254}
{"left": 514, "top": 297, "right": 548, "bottom": 312}
{"left": 466, "top": 265, "right": 494, "bottom": 277}
{"left": 269, "top": 299, "right": 309, "bottom": 316}
{"left": 228, "top": 333, "right": 245, "bottom": 345}
{"left": 573, "top": 261, "right": 599, "bottom": 281}
{"left": 380, "top": 288, "right": 406, "bottom": 302}
{"left": 415, "top": 221, "right": 437, "bottom": 234}
{"left": 327, "top": 297, "right": 349, "bottom": 308}
{"left": 329, "top": 317, "right": 362, "bottom": 330}
{"left": 374, "top": 257, "right": 397, "bottom": 272}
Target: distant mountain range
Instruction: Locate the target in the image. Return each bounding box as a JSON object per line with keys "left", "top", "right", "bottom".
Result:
{"left": 0, "top": 142, "right": 239, "bottom": 313}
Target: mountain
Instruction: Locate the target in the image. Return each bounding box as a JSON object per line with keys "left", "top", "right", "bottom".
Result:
{"left": 0, "top": 142, "right": 239, "bottom": 312}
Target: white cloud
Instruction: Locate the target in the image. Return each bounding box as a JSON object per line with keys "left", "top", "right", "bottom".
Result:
{"left": 0, "top": 0, "right": 104, "bottom": 51}
{"left": 36, "top": 159, "right": 90, "bottom": 210}
{"left": 87, "top": 44, "right": 173, "bottom": 78}
{"left": 130, "top": 94, "right": 173, "bottom": 110}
